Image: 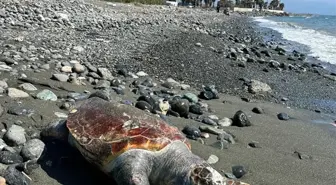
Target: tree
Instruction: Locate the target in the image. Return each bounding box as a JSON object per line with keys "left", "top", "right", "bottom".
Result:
{"left": 235, "top": 0, "right": 241, "bottom": 7}
{"left": 256, "top": 0, "right": 264, "bottom": 11}
{"left": 268, "top": 0, "right": 279, "bottom": 9}
{"left": 279, "top": 2, "right": 285, "bottom": 10}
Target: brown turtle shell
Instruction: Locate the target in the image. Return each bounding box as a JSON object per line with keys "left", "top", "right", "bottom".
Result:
{"left": 66, "top": 97, "right": 190, "bottom": 166}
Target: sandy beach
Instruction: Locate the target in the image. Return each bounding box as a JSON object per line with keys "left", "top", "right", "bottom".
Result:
{"left": 0, "top": 0, "right": 335, "bottom": 185}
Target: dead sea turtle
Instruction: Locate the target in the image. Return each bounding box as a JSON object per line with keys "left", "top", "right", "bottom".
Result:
{"left": 42, "top": 97, "right": 249, "bottom": 185}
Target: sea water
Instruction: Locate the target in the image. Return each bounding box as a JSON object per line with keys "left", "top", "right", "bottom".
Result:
{"left": 253, "top": 15, "right": 336, "bottom": 66}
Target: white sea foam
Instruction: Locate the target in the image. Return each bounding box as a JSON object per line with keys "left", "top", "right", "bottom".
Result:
{"left": 254, "top": 17, "right": 336, "bottom": 65}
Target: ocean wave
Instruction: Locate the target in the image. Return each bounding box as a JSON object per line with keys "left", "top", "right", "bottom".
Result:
{"left": 254, "top": 17, "right": 336, "bottom": 65}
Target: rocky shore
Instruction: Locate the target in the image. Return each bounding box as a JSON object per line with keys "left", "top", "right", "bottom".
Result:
{"left": 0, "top": 0, "right": 335, "bottom": 185}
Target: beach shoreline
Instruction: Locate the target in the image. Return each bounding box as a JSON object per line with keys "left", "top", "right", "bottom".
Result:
{"left": 0, "top": 0, "right": 335, "bottom": 185}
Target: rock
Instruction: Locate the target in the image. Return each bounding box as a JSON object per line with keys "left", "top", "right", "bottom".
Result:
{"left": 7, "top": 88, "right": 29, "bottom": 98}
{"left": 40, "top": 64, "right": 50, "bottom": 70}
{"left": 19, "top": 83, "right": 37, "bottom": 91}
{"left": 208, "top": 115, "right": 219, "bottom": 121}
{"left": 180, "top": 84, "right": 190, "bottom": 90}
{"left": 182, "top": 125, "right": 201, "bottom": 140}
{"left": 218, "top": 117, "right": 232, "bottom": 127}
{"left": 170, "top": 99, "right": 189, "bottom": 118}
{"left": 0, "top": 80, "right": 8, "bottom": 89}
{"left": 4, "top": 125, "right": 26, "bottom": 146}
{"left": 200, "top": 85, "right": 219, "bottom": 100}
{"left": 294, "top": 151, "right": 311, "bottom": 160}
{"left": 269, "top": 60, "right": 280, "bottom": 68}
{"left": 98, "top": 68, "right": 114, "bottom": 80}
{"left": 136, "top": 71, "right": 148, "bottom": 77}
{"left": 16, "top": 160, "right": 40, "bottom": 175}
{"left": 189, "top": 104, "right": 203, "bottom": 115}
{"left": 54, "top": 112, "right": 68, "bottom": 118}
{"left": 52, "top": 74, "right": 69, "bottom": 82}
{"left": 252, "top": 107, "right": 263, "bottom": 114}
{"left": 61, "top": 66, "right": 72, "bottom": 73}
{"left": 199, "top": 125, "right": 224, "bottom": 135}
{"left": 232, "top": 110, "right": 252, "bottom": 127}
{"left": 3, "top": 166, "right": 32, "bottom": 185}
{"left": 202, "top": 117, "right": 217, "bottom": 126}
{"left": 248, "top": 80, "right": 272, "bottom": 94}
{"left": 0, "top": 105, "right": 3, "bottom": 117}
{"left": 232, "top": 165, "right": 247, "bottom": 178}
{"left": 183, "top": 93, "right": 198, "bottom": 103}
{"left": 201, "top": 133, "right": 210, "bottom": 138}
{"left": 36, "top": 89, "right": 57, "bottom": 101}
{"left": 195, "top": 42, "right": 203, "bottom": 47}
{"left": 206, "top": 155, "right": 219, "bottom": 164}
{"left": 224, "top": 173, "right": 237, "bottom": 179}
{"left": 0, "top": 65, "right": 12, "bottom": 71}
{"left": 135, "top": 101, "right": 152, "bottom": 112}
{"left": 73, "top": 63, "right": 85, "bottom": 73}
{"left": 73, "top": 45, "right": 84, "bottom": 52}
{"left": 21, "top": 139, "right": 45, "bottom": 161}
{"left": 95, "top": 80, "right": 111, "bottom": 89}
{"left": 7, "top": 106, "right": 34, "bottom": 116}
{"left": 161, "top": 81, "right": 175, "bottom": 89}
{"left": 248, "top": 141, "right": 261, "bottom": 148}
{"left": 0, "top": 57, "right": 16, "bottom": 65}
{"left": 0, "top": 139, "right": 7, "bottom": 150}
{"left": 277, "top": 113, "right": 289, "bottom": 120}
{"left": 217, "top": 132, "right": 235, "bottom": 144}
{"left": 0, "top": 151, "right": 23, "bottom": 164}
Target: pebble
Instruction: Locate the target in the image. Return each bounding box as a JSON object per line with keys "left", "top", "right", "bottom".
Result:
{"left": 36, "top": 89, "right": 57, "bottom": 101}
{"left": 61, "top": 66, "right": 73, "bottom": 73}
{"left": 136, "top": 71, "right": 148, "bottom": 77}
{"left": 19, "top": 83, "right": 37, "bottom": 91}
{"left": 7, "top": 88, "right": 30, "bottom": 98}
{"left": 98, "top": 68, "right": 114, "bottom": 80}
{"left": 21, "top": 139, "right": 45, "bottom": 161}
{"left": 232, "top": 110, "right": 252, "bottom": 127}
{"left": 180, "top": 84, "right": 190, "bottom": 90}
{"left": 218, "top": 117, "right": 232, "bottom": 127}
{"left": 277, "top": 113, "right": 289, "bottom": 120}
{"left": 182, "top": 125, "right": 201, "bottom": 140}
{"left": 7, "top": 106, "right": 34, "bottom": 116}
{"left": 40, "top": 64, "right": 50, "bottom": 70}
{"left": 224, "top": 173, "right": 237, "bottom": 179}
{"left": 135, "top": 101, "right": 152, "bottom": 112}
{"left": 199, "top": 125, "right": 224, "bottom": 135}
{"left": 0, "top": 151, "right": 23, "bottom": 164}
{"left": 248, "top": 141, "right": 261, "bottom": 148}
{"left": 0, "top": 139, "right": 7, "bottom": 150}
{"left": 3, "top": 166, "right": 32, "bottom": 185}
{"left": 201, "top": 133, "right": 210, "bottom": 138}
{"left": 52, "top": 74, "right": 69, "bottom": 82}
{"left": 73, "top": 63, "right": 85, "bottom": 73}
{"left": 0, "top": 80, "right": 8, "bottom": 89}
{"left": 3, "top": 125, "right": 26, "bottom": 146}
{"left": 0, "top": 104, "right": 3, "bottom": 117}
{"left": 206, "top": 154, "right": 219, "bottom": 164}
{"left": 195, "top": 42, "right": 203, "bottom": 47}
{"left": 54, "top": 112, "right": 68, "bottom": 118}
{"left": 189, "top": 104, "right": 203, "bottom": 115}
{"left": 183, "top": 93, "right": 198, "bottom": 103}
{"left": 232, "top": 165, "right": 247, "bottom": 178}
{"left": 170, "top": 99, "right": 189, "bottom": 118}
{"left": 202, "top": 117, "right": 218, "bottom": 126}
{"left": 252, "top": 107, "right": 263, "bottom": 114}
{"left": 0, "top": 65, "right": 12, "bottom": 72}
{"left": 248, "top": 80, "right": 272, "bottom": 94}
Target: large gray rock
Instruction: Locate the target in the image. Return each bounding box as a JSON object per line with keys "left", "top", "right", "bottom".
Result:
{"left": 21, "top": 139, "right": 45, "bottom": 161}
{"left": 4, "top": 125, "right": 26, "bottom": 146}
{"left": 98, "top": 68, "right": 114, "bottom": 80}
{"left": 0, "top": 80, "right": 8, "bottom": 89}
{"left": 248, "top": 80, "right": 272, "bottom": 94}
{"left": 52, "top": 74, "right": 69, "bottom": 82}
{"left": 19, "top": 83, "right": 37, "bottom": 91}
{"left": 7, "top": 88, "right": 30, "bottom": 98}
{"left": 36, "top": 89, "right": 57, "bottom": 101}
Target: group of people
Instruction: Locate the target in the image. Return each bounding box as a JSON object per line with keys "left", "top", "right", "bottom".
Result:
{"left": 187, "top": 0, "right": 230, "bottom": 14}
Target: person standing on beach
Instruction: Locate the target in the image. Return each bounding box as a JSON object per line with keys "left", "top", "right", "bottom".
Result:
{"left": 216, "top": 0, "right": 221, "bottom": 12}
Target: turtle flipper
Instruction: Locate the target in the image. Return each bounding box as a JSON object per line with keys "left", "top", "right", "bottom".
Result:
{"left": 225, "top": 179, "right": 250, "bottom": 185}
{"left": 107, "top": 149, "right": 153, "bottom": 185}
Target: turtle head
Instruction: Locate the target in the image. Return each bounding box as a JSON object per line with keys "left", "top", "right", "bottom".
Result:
{"left": 189, "top": 164, "right": 249, "bottom": 185}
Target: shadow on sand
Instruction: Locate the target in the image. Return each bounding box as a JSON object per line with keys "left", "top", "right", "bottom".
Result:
{"left": 38, "top": 140, "right": 117, "bottom": 185}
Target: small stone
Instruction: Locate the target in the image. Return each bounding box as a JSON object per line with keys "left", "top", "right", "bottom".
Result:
{"left": 189, "top": 104, "right": 203, "bottom": 115}
{"left": 0, "top": 65, "right": 12, "bottom": 71}
{"left": 52, "top": 74, "right": 69, "bottom": 82}
{"left": 40, "top": 64, "right": 50, "bottom": 70}
{"left": 135, "top": 101, "right": 152, "bottom": 112}
{"left": 95, "top": 80, "right": 111, "bottom": 89}
{"left": 170, "top": 99, "right": 189, "bottom": 118}
{"left": 54, "top": 112, "right": 68, "bottom": 118}
{"left": 224, "top": 173, "right": 237, "bottom": 179}
{"left": 73, "top": 45, "right": 84, "bottom": 52}
{"left": 252, "top": 107, "right": 263, "bottom": 114}
{"left": 183, "top": 93, "right": 198, "bottom": 103}
{"left": 0, "top": 80, "right": 8, "bottom": 89}
{"left": 233, "top": 110, "right": 252, "bottom": 127}
{"left": 19, "top": 83, "right": 37, "bottom": 91}
{"left": 7, "top": 106, "right": 34, "bottom": 116}
{"left": 21, "top": 139, "right": 45, "bottom": 161}
{"left": 218, "top": 117, "right": 232, "bottom": 127}
{"left": 73, "top": 63, "right": 85, "bottom": 73}
{"left": 232, "top": 165, "right": 247, "bottom": 178}
{"left": 277, "top": 113, "right": 289, "bottom": 120}
{"left": 195, "top": 42, "right": 203, "bottom": 47}
{"left": 7, "top": 88, "right": 29, "bottom": 98}
{"left": 98, "top": 68, "right": 114, "bottom": 80}
{"left": 61, "top": 66, "right": 72, "bottom": 73}
{"left": 136, "top": 71, "right": 148, "bottom": 77}
{"left": 3, "top": 166, "right": 32, "bottom": 185}
{"left": 294, "top": 151, "right": 311, "bottom": 160}
{"left": 201, "top": 133, "right": 210, "bottom": 138}
{"left": 0, "top": 105, "right": 4, "bottom": 117}
{"left": 180, "top": 84, "right": 190, "bottom": 90}
{"left": 0, "top": 139, "right": 7, "bottom": 150}
{"left": 182, "top": 125, "right": 201, "bottom": 140}
{"left": 208, "top": 115, "right": 219, "bottom": 121}
{"left": 248, "top": 141, "right": 261, "bottom": 148}
{"left": 0, "top": 151, "right": 23, "bottom": 164}
{"left": 4, "top": 125, "right": 26, "bottom": 146}
{"left": 36, "top": 89, "right": 57, "bottom": 101}
{"left": 248, "top": 80, "right": 272, "bottom": 94}
{"left": 206, "top": 155, "right": 219, "bottom": 164}
{"left": 199, "top": 126, "right": 224, "bottom": 135}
